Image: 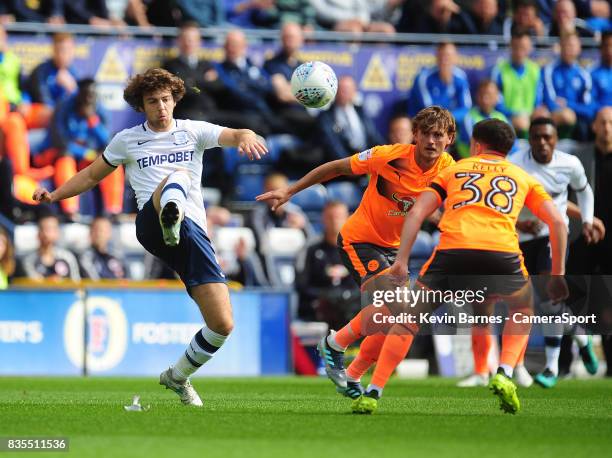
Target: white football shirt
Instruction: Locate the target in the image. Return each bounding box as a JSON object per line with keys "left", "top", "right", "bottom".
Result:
{"left": 510, "top": 148, "right": 589, "bottom": 241}
{"left": 102, "top": 119, "right": 224, "bottom": 232}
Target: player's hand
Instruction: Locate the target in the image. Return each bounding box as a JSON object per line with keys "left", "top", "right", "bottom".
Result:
{"left": 582, "top": 222, "right": 600, "bottom": 244}
{"left": 516, "top": 219, "right": 542, "bottom": 235}
{"left": 255, "top": 187, "right": 291, "bottom": 211}
{"left": 582, "top": 222, "right": 594, "bottom": 244}
{"left": 32, "top": 187, "right": 55, "bottom": 204}
{"left": 388, "top": 261, "right": 409, "bottom": 287}
{"left": 592, "top": 217, "right": 606, "bottom": 242}
{"left": 237, "top": 132, "right": 268, "bottom": 161}
{"left": 546, "top": 275, "right": 569, "bottom": 304}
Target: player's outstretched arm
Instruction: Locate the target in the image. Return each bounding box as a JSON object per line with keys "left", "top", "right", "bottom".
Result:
{"left": 218, "top": 128, "right": 268, "bottom": 160}
{"left": 536, "top": 199, "right": 569, "bottom": 302}
{"left": 255, "top": 158, "right": 353, "bottom": 211}
{"left": 32, "top": 156, "right": 116, "bottom": 204}
{"left": 389, "top": 191, "right": 439, "bottom": 284}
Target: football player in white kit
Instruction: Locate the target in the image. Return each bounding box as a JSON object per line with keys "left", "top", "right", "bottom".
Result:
{"left": 33, "top": 68, "right": 268, "bottom": 406}
{"left": 512, "top": 117, "right": 604, "bottom": 387}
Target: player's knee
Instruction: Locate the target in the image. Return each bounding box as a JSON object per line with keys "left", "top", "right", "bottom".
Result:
{"left": 209, "top": 317, "right": 234, "bottom": 336}
{"left": 170, "top": 168, "right": 189, "bottom": 178}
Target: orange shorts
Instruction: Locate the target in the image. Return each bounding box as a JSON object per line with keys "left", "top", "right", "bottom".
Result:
{"left": 419, "top": 248, "right": 529, "bottom": 298}
{"left": 337, "top": 234, "right": 397, "bottom": 288}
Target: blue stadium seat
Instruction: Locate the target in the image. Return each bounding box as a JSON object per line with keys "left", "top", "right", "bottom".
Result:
{"left": 291, "top": 184, "right": 328, "bottom": 212}
{"left": 78, "top": 189, "right": 98, "bottom": 217}
{"left": 290, "top": 184, "right": 328, "bottom": 234}
{"left": 234, "top": 164, "right": 269, "bottom": 201}
{"left": 326, "top": 182, "right": 362, "bottom": 211}
{"left": 223, "top": 139, "right": 282, "bottom": 174}
{"left": 411, "top": 231, "right": 434, "bottom": 258}
{"left": 409, "top": 231, "right": 435, "bottom": 277}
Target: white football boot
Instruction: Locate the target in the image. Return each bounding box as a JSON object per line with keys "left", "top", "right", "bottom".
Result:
{"left": 457, "top": 373, "right": 489, "bottom": 387}
{"left": 159, "top": 367, "right": 203, "bottom": 407}
{"left": 514, "top": 364, "right": 534, "bottom": 388}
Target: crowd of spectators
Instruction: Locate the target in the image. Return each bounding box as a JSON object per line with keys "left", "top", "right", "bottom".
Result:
{"left": 0, "top": 1, "right": 611, "bottom": 36}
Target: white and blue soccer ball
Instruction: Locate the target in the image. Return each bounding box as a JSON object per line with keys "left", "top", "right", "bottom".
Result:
{"left": 290, "top": 61, "right": 338, "bottom": 108}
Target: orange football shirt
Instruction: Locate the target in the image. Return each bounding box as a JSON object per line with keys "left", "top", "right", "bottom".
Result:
{"left": 340, "top": 144, "right": 455, "bottom": 248}
{"left": 427, "top": 153, "right": 552, "bottom": 253}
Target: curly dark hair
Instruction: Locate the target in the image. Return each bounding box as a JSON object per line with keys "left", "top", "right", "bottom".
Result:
{"left": 123, "top": 68, "right": 186, "bottom": 111}
{"left": 472, "top": 118, "right": 516, "bottom": 155}
{"left": 412, "top": 105, "right": 456, "bottom": 138}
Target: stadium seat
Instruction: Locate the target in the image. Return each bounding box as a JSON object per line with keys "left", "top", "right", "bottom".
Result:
{"left": 14, "top": 224, "right": 38, "bottom": 256}
{"left": 326, "top": 182, "right": 362, "bottom": 211}
{"left": 234, "top": 164, "right": 269, "bottom": 201}
{"left": 409, "top": 231, "right": 435, "bottom": 276}
{"left": 117, "top": 222, "right": 142, "bottom": 253}
{"left": 265, "top": 134, "right": 299, "bottom": 163}
{"left": 202, "top": 187, "right": 222, "bottom": 207}
{"left": 78, "top": 189, "right": 98, "bottom": 217}
{"left": 290, "top": 183, "right": 328, "bottom": 232}
{"left": 291, "top": 183, "right": 328, "bottom": 212}
{"left": 411, "top": 231, "right": 435, "bottom": 258}
{"left": 262, "top": 228, "right": 306, "bottom": 287}
{"left": 60, "top": 223, "right": 91, "bottom": 253}
{"left": 212, "top": 227, "right": 268, "bottom": 284}
{"left": 117, "top": 222, "right": 146, "bottom": 280}
{"left": 213, "top": 227, "right": 256, "bottom": 255}
{"left": 228, "top": 213, "right": 245, "bottom": 227}
{"left": 431, "top": 230, "right": 440, "bottom": 246}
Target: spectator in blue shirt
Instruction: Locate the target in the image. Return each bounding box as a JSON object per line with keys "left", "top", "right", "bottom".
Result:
{"left": 174, "top": 0, "right": 224, "bottom": 27}
{"left": 263, "top": 22, "right": 316, "bottom": 140}
{"left": 453, "top": 0, "right": 505, "bottom": 35}
{"left": 591, "top": 31, "right": 612, "bottom": 116}
{"left": 397, "top": 0, "right": 464, "bottom": 34}
{"left": 541, "top": 31, "right": 592, "bottom": 138}
{"left": 456, "top": 79, "right": 513, "bottom": 158}
{"left": 6, "top": 0, "right": 65, "bottom": 24}
{"left": 503, "top": 0, "right": 546, "bottom": 38}
{"left": 408, "top": 42, "right": 472, "bottom": 125}
{"left": 63, "top": 0, "right": 114, "bottom": 27}
{"left": 35, "top": 79, "right": 124, "bottom": 218}
{"left": 318, "top": 75, "right": 384, "bottom": 161}
{"left": 549, "top": 0, "right": 595, "bottom": 37}
{"left": 48, "top": 78, "right": 109, "bottom": 163}
{"left": 26, "top": 33, "right": 79, "bottom": 110}
{"left": 216, "top": 29, "right": 288, "bottom": 135}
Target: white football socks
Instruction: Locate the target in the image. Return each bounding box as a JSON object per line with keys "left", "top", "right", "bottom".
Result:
{"left": 160, "top": 170, "right": 191, "bottom": 211}
{"left": 172, "top": 327, "right": 229, "bottom": 381}
{"left": 327, "top": 331, "right": 346, "bottom": 352}
{"left": 573, "top": 333, "right": 589, "bottom": 348}
{"left": 544, "top": 341, "right": 561, "bottom": 376}
{"left": 499, "top": 364, "right": 514, "bottom": 378}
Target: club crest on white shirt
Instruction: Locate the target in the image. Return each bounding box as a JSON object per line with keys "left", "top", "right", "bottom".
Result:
{"left": 172, "top": 130, "right": 189, "bottom": 145}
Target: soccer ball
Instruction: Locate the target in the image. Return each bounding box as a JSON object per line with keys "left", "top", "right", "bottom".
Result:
{"left": 290, "top": 61, "right": 338, "bottom": 108}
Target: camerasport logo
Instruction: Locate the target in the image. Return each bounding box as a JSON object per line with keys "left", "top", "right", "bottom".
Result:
{"left": 64, "top": 296, "right": 128, "bottom": 371}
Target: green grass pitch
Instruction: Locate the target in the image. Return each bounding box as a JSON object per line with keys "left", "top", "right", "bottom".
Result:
{"left": 0, "top": 376, "right": 611, "bottom": 458}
